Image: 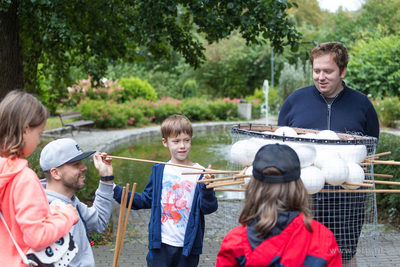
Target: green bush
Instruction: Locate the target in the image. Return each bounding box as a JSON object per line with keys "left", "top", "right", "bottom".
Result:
{"left": 118, "top": 77, "right": 158, "bottom": 102}
{"left": 346, "top": 35, "right": 400, "bottom": 97}
{"left": 182, "top": 79, "right": 198, "bottom": 98}
{"left": 77, "top": 97, "right": 240, "bottom": 129}
{"left": 373, "top": 97, "right": 400, "bottom": 128}
{"left": 278, "top": 57, "right": 313, "bottom": 101}
{"left": 374, "top": 133, "right": 400, "bottom": 221}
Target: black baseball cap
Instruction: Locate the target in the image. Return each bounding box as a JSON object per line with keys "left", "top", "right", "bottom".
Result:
{"left": 252, "top": 144, "right": 300, "bottom": 183}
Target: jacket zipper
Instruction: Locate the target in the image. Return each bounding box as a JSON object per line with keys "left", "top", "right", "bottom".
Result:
{"left": 320, "top": 94, "right": 339, "bottom": 130}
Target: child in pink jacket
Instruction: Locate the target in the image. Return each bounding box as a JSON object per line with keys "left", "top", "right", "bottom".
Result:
{"left": 0, "top": 90, "right": 79, "bottom": 266}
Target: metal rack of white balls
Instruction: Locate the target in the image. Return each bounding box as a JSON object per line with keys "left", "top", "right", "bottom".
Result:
{"left": 196, "top": 124, "right": 400, "bottom": 194}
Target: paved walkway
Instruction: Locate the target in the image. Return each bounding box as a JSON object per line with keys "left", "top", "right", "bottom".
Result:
{"left": 43, "top": 117, "right": 400, "bottom": 267}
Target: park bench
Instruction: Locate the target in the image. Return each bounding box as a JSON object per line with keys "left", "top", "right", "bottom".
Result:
{"left": 59, "top": 111, "right": 94, "bottom": 136}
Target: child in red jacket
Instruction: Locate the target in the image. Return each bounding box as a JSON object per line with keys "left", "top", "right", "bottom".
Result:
{"left": 216, "top": 144, "right": 342, "bottom": 267}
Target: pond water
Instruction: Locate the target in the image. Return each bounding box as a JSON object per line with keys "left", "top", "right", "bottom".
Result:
{"left": 111, "top": 128, "right": 245, "bottom": 199}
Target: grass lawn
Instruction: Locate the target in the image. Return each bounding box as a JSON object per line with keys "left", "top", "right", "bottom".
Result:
{"left": 45, "top": 116, "right": 63, "bottom": 130}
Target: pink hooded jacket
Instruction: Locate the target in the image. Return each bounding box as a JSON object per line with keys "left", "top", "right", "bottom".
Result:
{"left": 0, "top": 157, "right": 78, "bottom": 267}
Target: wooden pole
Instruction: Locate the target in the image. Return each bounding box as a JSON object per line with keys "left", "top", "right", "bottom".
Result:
{"left": 320, "top": 189, "right": 400, "bottom": 193}
{"left": 107, "top": 155, "right": 206, "bottom": 170}
{"left": 113, "top": 186, "right": 127, "bottom": 267}
{"left": 206, "top": 180, "right": 244, "bottom": 189}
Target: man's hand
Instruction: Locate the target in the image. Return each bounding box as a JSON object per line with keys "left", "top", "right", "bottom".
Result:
{"left": 93, "top": 152, "right": 113, "bottom": 177}
{"left": 202, "top": 165, "right": 215, "bottom": 186}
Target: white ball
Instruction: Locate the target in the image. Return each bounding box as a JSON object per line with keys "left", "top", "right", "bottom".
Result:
{"left": 317, "top": 130, "right": 340, "bottom": 140}
{"left": 273, "top": 127, "right": 298, "bottom": 137}
{"left": 321, "top": 158, "right": 349, "bottom": 185}
{"left": 341, "top": 163, "right": 365, "bottom": 190}
{"left": 288, "top": 143, "right": 317, "bottom": 168}
{"left": 246, "top": 138, "right": 272, "bottom": 163}
{"left": 300, "top": 166, "right": 325, "bottom": 194}
{"left": 313, "top": 148, "right": 340, "bottom": 169}
{"left": 301, "top": 132, "right": 318, "bottom": 139}
{"left": 230, "top": 140, "right": 253, "bottom": 166}
{"left": 339, "top": 145, "right": 368, "bottom": 164}
{"left": 244, "top": 166, "right": 253, "bottom": 184}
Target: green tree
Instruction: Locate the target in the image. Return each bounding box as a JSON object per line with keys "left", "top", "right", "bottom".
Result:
{"left": 0, "top": 0, "right": 302, "bottom": 99}
{"left": 346, "top": 36, "right": 400, "bottom": 97}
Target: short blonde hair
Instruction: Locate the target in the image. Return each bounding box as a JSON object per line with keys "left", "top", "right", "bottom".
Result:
{"left": 0, "top": 90, "right": 49, "bottom": 159}
{"left": 239, "top": 167, "right": 314, "bottom": 236}
{"left": 161, "top": 115, "right": 193, "bottom": 140}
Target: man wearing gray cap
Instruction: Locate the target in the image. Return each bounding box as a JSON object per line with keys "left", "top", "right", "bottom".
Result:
{"left": 40, "top": 138, "right": 114, "bottom": 267}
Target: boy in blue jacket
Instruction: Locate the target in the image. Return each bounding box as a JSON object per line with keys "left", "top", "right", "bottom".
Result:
{"left": 113, "top": 114, "right": 218, "bottom": 267}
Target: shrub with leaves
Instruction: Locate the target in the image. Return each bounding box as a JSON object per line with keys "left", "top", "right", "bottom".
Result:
{"left": 118, "top": 77, "right": 157, "bottom": 102}
{"left": 374, "top": 133, "right": 400, "bottom": 222}
{"left": 76, "top": 97, "right": 243, "bottom": 129}
{"left": 278, "top": 57, "right": 312, "bottom": 101}
{"left": 64, "top": 76, "right": 124, "bottom": 107}
{"left": 373, "top": 97, "right": 400, "bottom": 128}
{"left": 346, "top": 36, "right": 400, "bottom": 97}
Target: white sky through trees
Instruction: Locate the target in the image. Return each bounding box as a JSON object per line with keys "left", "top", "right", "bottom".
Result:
{"left": 317, "top": 0, "right": 364, "bottom": 12}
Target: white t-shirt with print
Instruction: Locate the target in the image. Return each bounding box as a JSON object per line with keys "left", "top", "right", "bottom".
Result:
{"left": 160, "top": 163, "right": 203, "bottom": 247}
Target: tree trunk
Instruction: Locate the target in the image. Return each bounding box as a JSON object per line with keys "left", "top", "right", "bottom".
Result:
{"left": 0, "top": 0, "right": 24, "bottom": 100}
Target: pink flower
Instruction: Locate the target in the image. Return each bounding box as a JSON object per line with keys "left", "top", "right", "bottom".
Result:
{"left": 233, "top": 98, "right": 239, "bottom": 103}
{"left": 154, "top": 103, "right": 158, "bottom": 107}
{"left": 141, "top": 105, "right": 144, "bottom": 108}
{"left": 148, "top": 100, "right": 151, "bottom": 103}
{"left": 176, "top": 101, "right": 181, "bottom": 105}
{"left": 94, "top": 110, "right": 98, "bottom": 114}
{"left": 130, "top": 117, "right": 135, "bottom": 121}
{"left": 128, "top": 121, "right": 133, "bottom": 125}
{"left": 126, "top": 106, "right": 129, "bottom": 109}
{"left": 104, "top": 112, "right": 107, "bottom": 116}
{"left": 227, "top": 110, "right": 231, "bottom": 115}
{"left": 98, "top": 106, "right": 103, "bottom": 109}
{"left": 108, "top": 114, "right": 111, "bottom": 118}
{"left": 178, "top": 110, "right": 181, "bottom": 114}
{"left": 61, "top": 99, "right": 65, "bottom": 103}
{"left": 252, "top": 99, "right": 260, "bottom": 105}
{"left": 152, "top": 116, "right": 155, "bottom": 119}
{"left": 162, "top": 96, "right": 166, "bottom": 100}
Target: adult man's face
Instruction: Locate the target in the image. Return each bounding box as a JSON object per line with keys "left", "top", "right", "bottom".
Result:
{"left": 57, "top": 160, "right": 87, "bottom": 193}
{"left": 313, "top": 54, "right": 346, "bottom": 98}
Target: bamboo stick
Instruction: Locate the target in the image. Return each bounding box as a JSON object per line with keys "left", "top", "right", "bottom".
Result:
{"left": 182, "top": 170, "right": 241, "bottom": 175}
{"left": 206, "top": 180, "right": 244, "bottom": 189}
{"left": 320, "top": 189, "right": 400, "bottom": 193}
{"left": 366, "top": 151, "right": 392, "bottom": 159}
{"left": 113, "top": 186, "right": 127, "bottom": 267}
{"left": 196, "top": 174, "right": 252, "bottom": 184}
{"left": 365, "top": 173, "right": 393, "bottom": 178}
{"left": 117, "top": 183, "right": 136, "bottom": 265}
{"left": 107, "top": 155, "right": 206, "bottom": 170}
{"left": 214, "top": 188, "right": 246, "bottom": 192}
{"left": 344, "top": 182, "right": 374, "bottom": 188}
{"left": 361, "top": 160, "right": 400, "bottom": 166}
{"left": 364, "top": 180, "right": 400, "bottom": 186}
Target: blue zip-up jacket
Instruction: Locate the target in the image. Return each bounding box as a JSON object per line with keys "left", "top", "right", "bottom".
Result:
{"left": 278, "top": 83, "right": 379, "bottom": 139}
{"left": 113, "top": 163, "right": 218, "bottom": 257}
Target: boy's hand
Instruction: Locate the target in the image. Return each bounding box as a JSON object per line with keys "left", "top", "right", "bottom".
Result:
{"left": 202, "top": 165, "right": 214, "bottom": 186}
{"left": 94, "top": 152, "right": 113, "bottom": 177}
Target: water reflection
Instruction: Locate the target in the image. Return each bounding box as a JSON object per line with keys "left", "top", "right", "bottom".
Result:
{"left": 111, "top": 129, "right": 245, "bottom": 199}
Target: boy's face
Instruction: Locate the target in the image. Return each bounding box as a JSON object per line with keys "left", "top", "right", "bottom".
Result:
{"left": 162, "top": 132, "right": 192, "bottom": 164}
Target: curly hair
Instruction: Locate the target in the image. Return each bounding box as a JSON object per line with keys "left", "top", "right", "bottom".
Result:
{"left": 309, "top": 42, "right": 349, "bottom": 75}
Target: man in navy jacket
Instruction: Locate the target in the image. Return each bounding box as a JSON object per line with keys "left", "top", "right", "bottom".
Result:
{"left": 278, "top": 42, "right": 379, "bottom": 266}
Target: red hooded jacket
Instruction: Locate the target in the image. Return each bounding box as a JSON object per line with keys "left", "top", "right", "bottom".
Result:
{"left": 216, "top": 213, "right": 341, "bottom": 267}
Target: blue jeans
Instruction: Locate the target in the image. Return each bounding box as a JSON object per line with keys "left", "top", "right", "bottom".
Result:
{"left": 146, "top": 243, "right": 200, "bottom": 267}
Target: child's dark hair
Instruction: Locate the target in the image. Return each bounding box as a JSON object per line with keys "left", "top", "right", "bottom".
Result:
{"left": 0, "top": 90, "right": 49, "bottom": 159}
{"left": 161, "top": 115, "right": 193, "bottom": 140}
{"left": 239, "top": 167, "right": 314, "bottom": 236}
